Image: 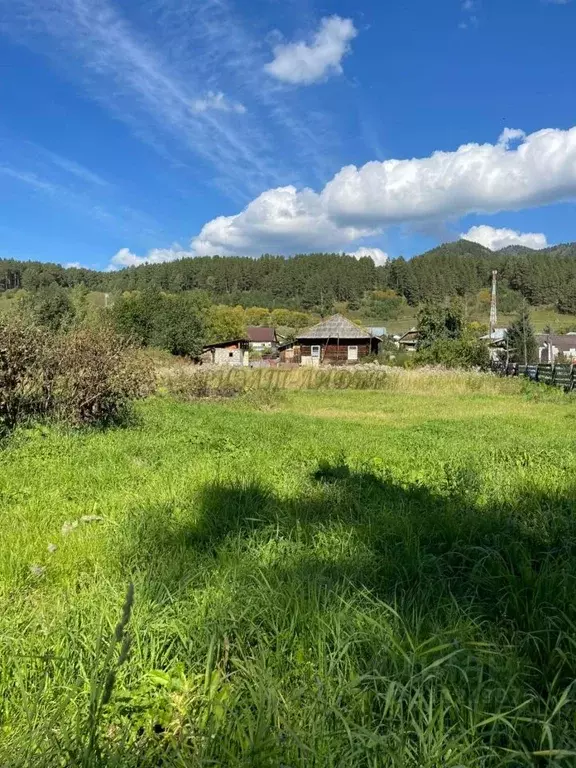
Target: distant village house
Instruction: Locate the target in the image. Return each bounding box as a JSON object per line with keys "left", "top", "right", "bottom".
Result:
{"left": 280, "top": 314, "right": 381, "bottom": 366}
{"left": 397, "top": 328, "right": 419, "bottom": 352}
{"left": 537, "top": 333, "right": 576, "bottom": 364}
{"left": 246, "top": 326, "right": 278, "bottom": 354}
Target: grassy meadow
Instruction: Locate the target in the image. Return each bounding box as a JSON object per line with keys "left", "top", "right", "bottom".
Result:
{"left": 1, "top": 376, "right": 576, "bottom": 766}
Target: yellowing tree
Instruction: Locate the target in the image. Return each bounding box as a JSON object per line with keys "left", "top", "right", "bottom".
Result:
{"left": 245, "top": 307, "right": 271, "bottom": 326}
{"left": 206, "top": 305, "right": 247, "bottom": 342}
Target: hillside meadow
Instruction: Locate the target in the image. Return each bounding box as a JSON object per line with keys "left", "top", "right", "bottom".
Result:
{"left": 1, "top": 374, "right": 576, "bottom": 766}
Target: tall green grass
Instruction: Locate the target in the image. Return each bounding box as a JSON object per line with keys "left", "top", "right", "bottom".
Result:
{"left": 1, "top": 391, "right": 576, "bottom": 765}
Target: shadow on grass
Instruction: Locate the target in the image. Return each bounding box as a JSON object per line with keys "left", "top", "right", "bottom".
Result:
{"left": 121, "top": 462, "right": 576, "bottom": 675}
{"left": 105, "top": 462, "right": 576, "bottom": 764}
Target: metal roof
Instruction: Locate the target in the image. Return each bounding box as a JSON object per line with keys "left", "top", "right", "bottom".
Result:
{"left": 480, "top": 328, "right": 507, "bottom": 342}
{"left": 297, "top": 313, "right": 377, "bottom": 340}
{"left": 536, "top": 334, "right": 576, "bottom": 352}
{"left": 366, "top": 326, "right": 387, "bottom": 337}
{"left": 247, "top": 326, "right": 276, "bottom": 343}
{"left": 202, "top": 339, "right": 247, "bottom": 349}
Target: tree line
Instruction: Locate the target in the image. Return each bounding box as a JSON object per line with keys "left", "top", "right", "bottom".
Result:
{"left": 2, "top": 239, "right": 576, "bottom": 314}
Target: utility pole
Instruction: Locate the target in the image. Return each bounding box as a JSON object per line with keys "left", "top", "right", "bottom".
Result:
{"left": 489, "top": 270, "right": 498, "bottom": 340}
{"left": 522, "top": 301, "right": 528, "bottom": 366}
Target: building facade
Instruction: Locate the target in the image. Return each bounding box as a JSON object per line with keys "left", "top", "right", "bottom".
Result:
{"left": 280, "top": 314, "right": 380, "bottom": 366}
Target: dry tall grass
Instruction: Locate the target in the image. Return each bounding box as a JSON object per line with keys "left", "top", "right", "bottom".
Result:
{"left": 157, "top": 362, "right": 526, "bottom": 397}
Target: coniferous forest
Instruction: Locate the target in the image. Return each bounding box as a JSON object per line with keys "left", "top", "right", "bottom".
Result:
{"left": 1, "top": 239, "right": 576, "bottom": 314}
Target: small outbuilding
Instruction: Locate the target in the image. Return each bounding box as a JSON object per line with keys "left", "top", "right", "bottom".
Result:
{"left": 202, "top": 339, "right": 250, "bottom": 366}
{"left": 283, "top": 314, "right": 380, "bottom": 366}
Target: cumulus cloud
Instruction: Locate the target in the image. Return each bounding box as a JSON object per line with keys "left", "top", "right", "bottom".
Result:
{"left": 460, "top": 225, "right": 548, "bottom": 251}
{"left": 109, "top": 246, "right": 191, "bottom": 269}
{"left": 110, "top": 124, "right": 576, "bottom": 267}
{"left": 191, "top": 185, "right": 374, "bottom": 256}
{"left": 191, "top": 91, "right": 246, "bottom": 114}
{"left": 349, "top": 247, "right": 389, "bottom": 265}
{"left": 322, "top": 126, "right": 576, "bottom": 226}
{"left": 264, "top": 16, "right": 357, "bottom": 85}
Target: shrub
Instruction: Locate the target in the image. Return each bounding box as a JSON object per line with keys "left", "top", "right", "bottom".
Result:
{"left": 54, "top": 329, "right": 154, "bottom": 426}
{"left": 414, "top": 337, "right": 490, "bottom": 369}
{"left": 1, "top": 319, "right": 153, "bottom": 432}
{"left": 0, "top": 319, "right": 57, "bottom": 432}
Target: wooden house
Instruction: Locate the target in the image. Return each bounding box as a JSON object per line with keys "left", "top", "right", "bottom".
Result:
{"left": 397, "top": 328, "right": 420, "bottom": 352}
{"left": 281, "top": 314, "right": 380, "bottom": 366}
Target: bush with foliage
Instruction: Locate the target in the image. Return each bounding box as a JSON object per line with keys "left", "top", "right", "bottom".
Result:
{"left": 0, "top": 320, "right": 56, "bottom": 432}
{"left": 362, "top": 289, "right": 405, "bottom": 320}
{"left": 205, "top": 304, "right": 246, "bottom": 343}
{"left": 24, "top": 283, "right": 75, "bottom": 331}
{"left": 112, "top": 290, "right": 208, "bottom": 356}
{"left": 415, "top": 336, "right": 490, "bottom": 369}
{"left": 414, "top": 299, "right": 490, "bottom": 369}
{"left": 417, "top": 299, "right": 464, "bottom": 349}
{"left": 1, "top": 319, "right": 152, "bottom": 433}
{"left": 54, "top": 328, "right": 153, "bottom": 426}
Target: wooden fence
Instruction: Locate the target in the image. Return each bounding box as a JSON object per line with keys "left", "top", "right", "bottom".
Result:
{"left": 493, "top": 361, "right": 575, "bottom": 392}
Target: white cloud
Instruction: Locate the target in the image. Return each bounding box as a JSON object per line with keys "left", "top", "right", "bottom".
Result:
{"left": 109, "top": 124, "right": 576, "bottom": 267}
{"left": 264, "top": 16, "right": 357, "bottom": 85}
{"left": 460, "top": 225, "right": 548, "bottom": 251}
{"left": 321, "top": 126, "right": 576, "bottom": 226}
{"left": 110, "top": 248, "right": 143, "bottom": 268}
{"left": 349, "top": 247, "right": 389, "bottom": 265}
{"left": 191, "top": 185, "right": 374, "bottom": 256}
{"left": 110, "top": 246, "right": 192, "bottom": 269}
{"left": 497, "top": 127, "right": 526, "bottom": 147}
{"left": 191, "top": 91, "right": 246, "bottom": 114}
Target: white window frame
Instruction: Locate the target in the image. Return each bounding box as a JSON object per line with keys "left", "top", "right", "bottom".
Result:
{"left": 347, "top": 345, "right": 359, "bottom": 361}
{"left": 311, "top": 345, "right": 321, "bottom": 358}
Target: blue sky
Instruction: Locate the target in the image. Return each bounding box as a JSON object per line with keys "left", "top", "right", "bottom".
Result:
{"left": 0, "top": 0, "right": 575, "bottom": 270}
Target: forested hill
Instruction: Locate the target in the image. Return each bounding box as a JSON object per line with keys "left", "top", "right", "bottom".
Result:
{"left": 2, "top": 240, "right": 576, "bottom": 313}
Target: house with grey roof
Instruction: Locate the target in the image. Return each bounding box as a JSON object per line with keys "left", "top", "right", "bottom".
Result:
{"left": 537, "top": 333, "right": 576, "bottom": 364}
{"left": 280, "top": 314, "right": 381, "bottom": 366}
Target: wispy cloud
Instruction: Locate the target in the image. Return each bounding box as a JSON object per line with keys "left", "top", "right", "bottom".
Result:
{"left": 459, "top": 0, "right": 480, "bottom": 29}
{"left": 191, "top": 91, "right": 246, "bottom": 114}
{"left": 41, "top": 150, "right": 109, "bottom": 187}
{"left": 150, "top": 0, "right": 343, "bottom": 185}
{"left": 0, "top": 0, "right": 283, "bottom": 197}
{"left": 0, "top": 158, "right": 158, "bottom": 238}
{"left": 0, "top": 165, "right": 57, "bottom": 193}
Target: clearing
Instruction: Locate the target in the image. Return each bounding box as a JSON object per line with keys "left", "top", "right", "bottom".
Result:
{"left": 1, "top": 386, "right": 576, "bottom": 766}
